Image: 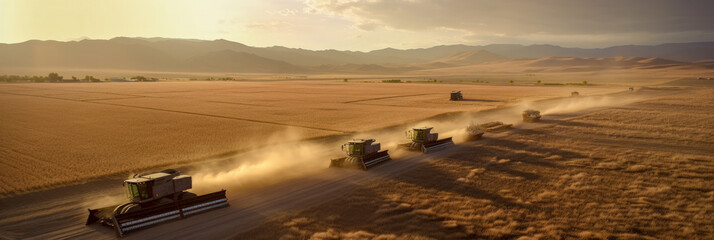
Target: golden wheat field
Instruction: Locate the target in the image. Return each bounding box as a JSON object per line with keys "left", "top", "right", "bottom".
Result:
{"left": 0, "top": 81, "right": 622, "bottom": 196}
{"left": 236, "top": 86, "right": 714, "bottom": 240}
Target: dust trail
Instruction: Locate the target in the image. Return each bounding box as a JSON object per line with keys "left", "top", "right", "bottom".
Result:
{"left": 538, "top": 94, "right": 644, "bottom": 115}
{"left": 191, "top": 129, "right": 335, "bottom": 194}
{"left": 191, "top": 92, "right": 645, "bottom": 194}
{"left": 363, "top": 92, "right": 644, "bottom": 146}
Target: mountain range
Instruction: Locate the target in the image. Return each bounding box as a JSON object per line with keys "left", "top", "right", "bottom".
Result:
{"left": 0, "top": 37, "right": 712, "bottom": 74}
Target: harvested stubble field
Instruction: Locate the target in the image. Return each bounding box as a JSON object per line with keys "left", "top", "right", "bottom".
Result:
{"left": 236, "top": 86, "right": 714, "bottom": 240}
{"left": 0, "top": 81, "right": 619, "bottom": 196}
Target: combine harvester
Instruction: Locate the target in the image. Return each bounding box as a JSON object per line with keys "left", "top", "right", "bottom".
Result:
{"left": 329, "top": 139, "right": 391, "bottom": 170}
{"left": 86, "top": 169, "right": 228, "bottom": 237}
{"left": 398, "top": 127, "right": 454, "bottom": 153}
{"left": 450, "top": 91, "right": 463, "bottom": 101}
{"left": 522, "top": 110, "right": 541, "bottom": 122}
{"left": 465, "top": 124, "right": 485, "bottom": 141}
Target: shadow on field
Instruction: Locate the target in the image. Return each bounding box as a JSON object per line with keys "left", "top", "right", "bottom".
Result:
{"left": 445, "top": 148, "right": 543, "bottom": 180}
{"left": 257, "top": 185, "right": 483, "bottom": 240}
{"left": 476, "top": 137, "right": 588, "bottom": 166}
{"left": 392, "top": 159, "right": 527, "bottom": 209}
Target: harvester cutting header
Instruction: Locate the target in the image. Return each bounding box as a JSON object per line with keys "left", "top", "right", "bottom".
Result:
{"left": 86, "top": 169, "right": 228, "bottom": 237}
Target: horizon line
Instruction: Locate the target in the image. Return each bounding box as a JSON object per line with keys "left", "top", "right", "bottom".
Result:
{"left": 2, "top": 37, "right": 712, "bottom": 53}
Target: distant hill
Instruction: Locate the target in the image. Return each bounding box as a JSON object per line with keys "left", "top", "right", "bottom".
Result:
{"left": 432, "top": 50, "right": 508, "bottom": 66}
{"left": 525, "top": 56, "right": 684, "bottom": 67}
{"left": 509, "top": 57, "right": 688, "bottom": 72}
{"left": 0, "top": 37, "right": 712, "bottom": 73}
{"left": 186, "top": 50, "right": 301, "bottom": 73}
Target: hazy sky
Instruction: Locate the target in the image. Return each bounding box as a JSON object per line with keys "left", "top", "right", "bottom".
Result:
{"left": 2, "top": 0, "right": 713, "bottom": 51}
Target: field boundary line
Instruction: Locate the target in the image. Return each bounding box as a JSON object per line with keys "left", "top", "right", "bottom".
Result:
{"left": 99, "top": 102, "right": 349, "bottom": 133}
{"left": 342, "top": 93, "right": 439, "bottom": 103}
{"left": 0, "top": 91, "right": 348, "bottom": 134}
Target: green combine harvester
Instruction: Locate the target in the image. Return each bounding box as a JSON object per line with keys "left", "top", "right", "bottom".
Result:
{"left": 398, "top": 127, "right": 454, "bottom": 153}
{"left": 329, "top": 139, "right": 391, "bottom": 170}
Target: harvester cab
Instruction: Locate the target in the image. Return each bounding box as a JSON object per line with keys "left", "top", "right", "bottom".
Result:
{"left": 330, "top": 139, "right": 391, "bottom": 170}
{"left": 450, "top": 91, "right": 463, "bottom": 101}
{"left": 123, "top": 170, "right": 191, "bottom": 204}
{"left": 86, "top": 169, "right": 228, "bottom": 237}
{"left": 399, "top": 127, "right": 454, "bottom": 153}
{"left": 522, "top": 110, "right": 541, "bottom": 122}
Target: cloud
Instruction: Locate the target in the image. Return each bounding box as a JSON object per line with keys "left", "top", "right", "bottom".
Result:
{"left": 245, "top": 21, "right": 294, "bottom": 30}
{"left": 304, "top": 0, "right": 714, "bottom": 38}
{"left": 356, "top": 21, "right": 379, "bottom": 31}
{"left": 266, "top": 8, "right": 299, "bottom": 16}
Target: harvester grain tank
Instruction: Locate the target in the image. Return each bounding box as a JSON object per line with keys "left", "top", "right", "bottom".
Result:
{"left": 522, "top": 110, "right": 541, "bottom": 122}
{"left": 86, "top": 169, "right": 228, "bottom": 237}
{"left": 450, "top": 91, "right": 463, "bottom": 101}
{"left": 398, "top": 127, "right": 454, "bottom": 153}
{"left": 329, "top": 139, "right": 391, "bottom": 170}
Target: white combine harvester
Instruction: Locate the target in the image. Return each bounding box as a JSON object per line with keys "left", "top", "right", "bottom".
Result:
{"left": 86, "top": 169, "right": 228, "bottom": 237}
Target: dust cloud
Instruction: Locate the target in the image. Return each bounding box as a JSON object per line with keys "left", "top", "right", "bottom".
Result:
{"left": 190, "top": 129, "right": 335, "bottom": 194}
{"left": 191, "top": 92, "right": 643, "bottom": 193}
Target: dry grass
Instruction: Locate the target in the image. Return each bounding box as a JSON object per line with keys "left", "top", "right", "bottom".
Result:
{"left": 235, "top": 87, "right": 714, "bottom": 239}
{"left": 0, "top": 81, "right": 621, "bottom": 196}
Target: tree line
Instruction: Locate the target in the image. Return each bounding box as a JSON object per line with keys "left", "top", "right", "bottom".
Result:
{"left": 0, "top": 73, "right": 157, "bottom": 83}
{"left": 0, "top": 73, "right": 100, "bottom": 83}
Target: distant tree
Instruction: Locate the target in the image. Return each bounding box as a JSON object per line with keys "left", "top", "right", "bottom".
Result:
{"left": 582, "top": 80, "right": 588, "bottom": 85}
{"left": 131, "top": 76, "right": 147, "bottom": 82}
{"left": 509, "top": 80, "right": 514, "bottom": 84}
{"left": 48, "top": 72, "right": 63, "bottom": 82}
{"left": 84, "top": 75, "right": 100, "bottom": 82}
{"left": 343, "top": 78, "right": 348, "bottom": 82}
{"left": 32, "top": 75, "right": 46, "bottom": 82}
{"left": 537, "top": 80, "right": 541, "bottom": 84}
